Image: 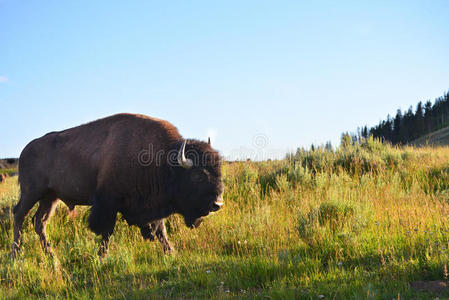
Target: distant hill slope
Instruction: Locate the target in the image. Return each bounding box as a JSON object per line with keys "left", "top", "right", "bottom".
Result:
{"left": 0, "top": 158, "right": 18, "bottom": 169}
{"left": 411, "top": 126, "right": 449, "bottom": 146}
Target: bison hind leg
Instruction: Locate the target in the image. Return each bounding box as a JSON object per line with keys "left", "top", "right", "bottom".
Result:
{"left": 10, "top": 191, "right": 42, "bottom": 258}
{"left": 33, "top": 193, "right": 58, "bottom": 255}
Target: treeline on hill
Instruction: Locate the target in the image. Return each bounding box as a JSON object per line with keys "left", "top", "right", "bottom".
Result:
{"left": 349, "top": 91, "right": 449, "bottom": 145}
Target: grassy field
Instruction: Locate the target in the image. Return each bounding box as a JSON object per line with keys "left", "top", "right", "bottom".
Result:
{"left": 1, "top": 138, "right": 449, "bottom": 299}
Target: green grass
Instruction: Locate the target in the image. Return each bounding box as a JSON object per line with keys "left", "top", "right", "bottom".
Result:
{"left": 2, "top": 139, "right": 449, "bottom": 299}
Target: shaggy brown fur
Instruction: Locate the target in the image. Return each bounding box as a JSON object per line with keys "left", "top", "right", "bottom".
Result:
{"left": 11, "top": 113, "right": 223, "bottom": 257}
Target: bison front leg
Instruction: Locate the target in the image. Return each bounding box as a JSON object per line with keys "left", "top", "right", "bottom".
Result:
{"left": 139, "top": 220, "right": 174, "bottom": 254}
{"left": 98, "top": 233, "right": 111, "bottom": 257}
{"left": 153, "top": 220, "right": 174, "bottom": 254}
{"left": 139, "top": 223, "right": 156, "bottom": 241}
{"left": 88, "top": 193, "right": 118, "bottom": 258}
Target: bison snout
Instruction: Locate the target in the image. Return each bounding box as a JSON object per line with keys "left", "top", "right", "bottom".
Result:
{"left": 211, "top": 195, "right": 224, "bottom": 212}
{"left": 211, "top": 203, "right": 221, "bottom": 212}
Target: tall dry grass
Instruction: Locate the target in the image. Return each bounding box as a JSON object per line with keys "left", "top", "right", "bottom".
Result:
{"left": 1, "top": 138, "right": 449, "bottom": 298}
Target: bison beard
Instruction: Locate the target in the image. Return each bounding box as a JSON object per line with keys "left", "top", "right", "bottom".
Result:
{"left": 10, "top": 113, "right": 223, "bottom": 258}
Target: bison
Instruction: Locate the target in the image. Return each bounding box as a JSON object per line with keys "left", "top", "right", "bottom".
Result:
{"left": 11, "top": 113, "right": 224, "bottom": 258}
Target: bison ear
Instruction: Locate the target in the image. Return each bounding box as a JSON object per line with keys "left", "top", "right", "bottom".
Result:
{"left": 208, "top": 137, "right": 211, "bottom": 145}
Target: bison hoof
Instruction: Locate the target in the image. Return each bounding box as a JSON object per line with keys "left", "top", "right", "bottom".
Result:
{"left": 43, "top": 245, "right": 54, "bottom": 257}
{"left": 98, "top": 246, "right": 108, "bottom": 258}
{"left": 9, "top": 243, "right": 21, "bottom": 259}
{"left": 163, "top": 246, "right": 176, "bottom": 255}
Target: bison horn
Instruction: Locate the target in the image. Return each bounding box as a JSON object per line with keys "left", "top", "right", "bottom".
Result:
{"left": 178, "top": 140, "right": 193, "bottom": 169}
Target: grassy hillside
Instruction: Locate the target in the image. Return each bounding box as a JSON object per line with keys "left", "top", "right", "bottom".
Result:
{"left": 412, "top": 125, "right": 449, "bottom": 147}
{"left": 1, "top": 139, "right": 449, "bottom": 298}
{"left": 0, "top": 158, "right": 18, "bottom": 171}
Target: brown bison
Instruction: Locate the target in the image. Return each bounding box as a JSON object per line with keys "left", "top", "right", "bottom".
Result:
{"left": 11, "top": 113, "right": 224, "bottom": 257}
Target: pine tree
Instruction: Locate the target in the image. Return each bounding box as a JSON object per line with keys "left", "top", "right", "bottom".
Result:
{"left": 414, "top": 101, "right": 425, "bottom": 139}
{"left": 424, "top": 100, "right": 433, "bottom": 133}
{"left": 347, "top": 90, "right": 449, "bottom": 145}
{"left": 392, "top": 109, "right": 403, "bottom": 144}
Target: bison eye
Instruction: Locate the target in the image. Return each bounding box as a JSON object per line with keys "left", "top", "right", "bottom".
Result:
{"left": 191, "top": 168, "right": 209, "bottom": 182}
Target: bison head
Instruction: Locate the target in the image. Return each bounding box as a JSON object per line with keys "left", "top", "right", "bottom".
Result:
{"left": 173, "top": 139, "right": 224, "bottom": 228}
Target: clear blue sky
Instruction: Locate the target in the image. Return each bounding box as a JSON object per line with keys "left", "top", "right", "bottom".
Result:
{"left": 1, "top": 0, "right": 449, "bottom": 160}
